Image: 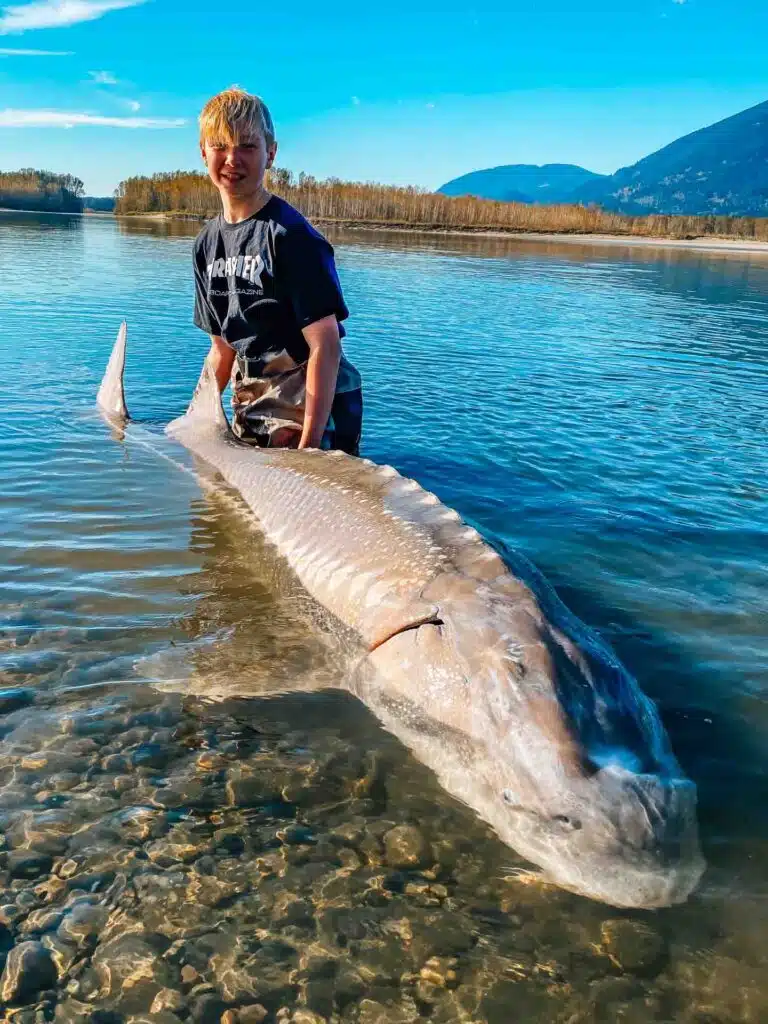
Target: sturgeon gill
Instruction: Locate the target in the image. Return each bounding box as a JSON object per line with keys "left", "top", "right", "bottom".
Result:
{"left": 98, "top": 324, "right": 705, "bottom": 908}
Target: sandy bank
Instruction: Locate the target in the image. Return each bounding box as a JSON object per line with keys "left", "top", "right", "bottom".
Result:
{"left": 115, "top": 212, "right": 768, "bottom": 256}
{"left": 5, "top": 207, "right": 768, "bottom": 256}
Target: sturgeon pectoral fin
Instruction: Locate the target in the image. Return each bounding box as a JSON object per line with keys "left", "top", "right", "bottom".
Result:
{"left": 366, "top": 603, "right": 443, "bottom": 652}
{"left": 97, "top": 321, "right": 129, "bottom": 421}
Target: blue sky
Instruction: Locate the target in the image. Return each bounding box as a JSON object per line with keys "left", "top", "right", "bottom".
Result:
{"left": 0, "top": 0, "right": 766, "bottom": 195}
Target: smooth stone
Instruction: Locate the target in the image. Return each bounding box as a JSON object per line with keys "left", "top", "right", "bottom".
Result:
{"left": 0, "top": 903, "right": 24, "bottom": 925}
{"left": 7, "top": 850, "right": 53, "bottom": 880}
{"left": 15, "top": 890, "right": 39, "bottom": 911}
{"left": 0, "top": 786, "right": 35, "bottom": 809}
{"left": 41, "top": 933, "right": 79, "bottom": 977}
{"left": 330, "top": 823, "right": 365, "bottom": 847}
{"left": 237, "top": 1007, "right": 268, "bottom": 1024}
{"left": 102, "top": 754, "right": 130, "bottom": 772}
{"left": 383, "top": 826, "right": 433, "bottom": 871}
{"left": 181, "top": 964, "right": 201, "bottom": 985}
{"left": 301, "top": 978, "right": 333, "bottom": 1018}
{"left": 212, "top": 829, "right": 245, "bottom": 856}
{"left": 92, "top": 933, "right": 174, "bottom": 1005}
{"left": 146, "top": 828, "right": 212, "bottom": 866}
{"left": 676, "top": 954, "right": 768, "bottom": 1023}
{"left": 151, "top": 779, "right": 211, "bottom": 811}
{"left": 58, "top": 903, "right": 109, "bottom": 945}
{"left": 186, "top": 873, "right": 248, "bottom": 908}
{"left": 225, "top": 774, "right": 282, "bottom": 808}
{"left": 601, "top": 919, "right": 666, "bottom": 974}
{"left": 590, "top": 975, "right": 643, "bottom": 1011}
{"left": 333, "top": 967, "right": 365, "bottom": 1008}
{"left": 481, "top": 978, "right": 564, "bottom": 1023}
{"left": 337, "top": 848, "right": 362, "bottom": 872}
{"left": 358, "top": 1000, "right": 415, "bottom": 1024}
{"left": 212, "top": 951, "right": 297, "bottom": 1008}
{"left": 131, "top": 744, "right": 170, "bottom": 770}
{"left": 0, "top": 940, "right": 57, "bottom": 1004}
{"left": 408, "top": 912, "right": 475, "bottom": 961}
{"left": 19, "top": 808, "right": 79, "bottom": 854}
{"left": 0, "top": 689, "right": 35, "bottom": 715}
{"left": 54, "top": 998, "right": 95, "bottom": 1023}
{"left": 150, "top": 987, "right": 186, "bottom": 1013}
{"left": 419, "top": 955, "right": 459, "bottom": 988}
{"left": 271, "top": 894, "right": 314, "bottom": 929}
{"left": 189, "top": 992, "right": 227, "bottom": 1023}
{"left": 19, "top": 907, "right": 63, "bottom": 935}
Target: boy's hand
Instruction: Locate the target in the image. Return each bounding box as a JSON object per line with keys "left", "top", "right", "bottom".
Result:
{"left": 299, "top": 315, "right": 341, "bottom": 449}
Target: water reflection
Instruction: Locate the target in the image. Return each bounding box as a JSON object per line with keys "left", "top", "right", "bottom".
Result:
{"left": 115, "top": 214, "right": 203, "bottom": 238}
{"left": 0, "top": 209, "right": 85, "bottom": 233}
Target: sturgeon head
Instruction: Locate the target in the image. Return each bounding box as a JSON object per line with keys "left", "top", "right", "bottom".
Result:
{"left": 361, "top": 571, "right": 705, "bottom": 909}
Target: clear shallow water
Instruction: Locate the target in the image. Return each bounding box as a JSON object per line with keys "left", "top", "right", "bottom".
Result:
{"left": 0, "top": 210, "right": 767, "bottom": 1022}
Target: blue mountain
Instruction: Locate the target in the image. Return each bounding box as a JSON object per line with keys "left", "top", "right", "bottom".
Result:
{"left": 572, "top": 99, "right": 768, "bottom": 216}
{"left": 437, "top": 163, "right": 605, "bottom": 204}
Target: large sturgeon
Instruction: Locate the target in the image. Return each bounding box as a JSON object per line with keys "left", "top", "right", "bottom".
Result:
{"left": 99, "top": 325, "right": 704, "bottom": 908}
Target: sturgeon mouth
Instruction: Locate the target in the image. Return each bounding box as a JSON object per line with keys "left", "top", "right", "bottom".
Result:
{"left": 368, "top": 615, "right": 444, "bottom": 652}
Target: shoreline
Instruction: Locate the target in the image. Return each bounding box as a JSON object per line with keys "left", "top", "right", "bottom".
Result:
{"left": 113, "top": 212, "right": 768, "bottom": 256}
{"left": 4, "top": 206, "right": 768, "bottom": 255}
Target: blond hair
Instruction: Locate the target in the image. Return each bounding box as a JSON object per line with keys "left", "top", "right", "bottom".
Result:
{"left": 199, "top": 87, "right": 275, "bottom": 147}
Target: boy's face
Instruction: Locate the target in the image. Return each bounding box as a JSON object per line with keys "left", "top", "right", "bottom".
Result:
{"left": 201, "top": 131, "right": 278, "bottom": 197}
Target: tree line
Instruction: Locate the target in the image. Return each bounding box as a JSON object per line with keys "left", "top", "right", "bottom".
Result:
{"left": 0, "top": 169, "right": 84, "bottom": 213}
{"left": 113, "top": 168, "right": 768, "bottom": 241}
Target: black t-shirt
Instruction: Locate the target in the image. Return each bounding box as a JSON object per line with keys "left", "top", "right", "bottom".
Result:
{"left": 193, "top": 196, "right": 354, "bottom": 381}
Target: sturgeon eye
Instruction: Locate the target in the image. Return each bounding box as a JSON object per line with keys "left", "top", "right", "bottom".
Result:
{"left": 552, "top": 814, "right": 582, "bottom": 831}
{"left": 502, "top": 789, "right": 517, "bottom": 806}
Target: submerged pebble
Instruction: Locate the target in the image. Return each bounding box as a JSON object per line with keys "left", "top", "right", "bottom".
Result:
{"left": 0, "top": 688, "right": 35, "bottom": 716}
{"left": 601, "top": 918, "right": 666, "bottom": 974}
{"left": 0, "top": 939, "right": 57, "bottom": 1004}
{"left": 383, "top": 825, "right": 433, "bottom": 871}
{"left": 0, "top": 684, "right": 744, "bottom": 1023}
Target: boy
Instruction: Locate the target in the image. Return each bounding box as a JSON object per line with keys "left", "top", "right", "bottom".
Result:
{"left": 193, "top": 87, "right": 363, "bottom": 454}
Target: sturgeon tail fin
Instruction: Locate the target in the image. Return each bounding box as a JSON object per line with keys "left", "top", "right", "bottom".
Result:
{"left": 166, "top": 360, "right": 235, "bottom": 442}
{"left": 97, "top": 321, "right": 129, "bottom": 421}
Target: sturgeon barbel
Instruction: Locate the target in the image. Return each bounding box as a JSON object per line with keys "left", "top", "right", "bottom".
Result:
{"left": 99, "top": 324, "right": 705, "bottom": 908}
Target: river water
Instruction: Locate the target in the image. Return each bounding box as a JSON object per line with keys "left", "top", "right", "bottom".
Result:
{"left": 0, "top": 210, "right": 767, "bottom": 1023}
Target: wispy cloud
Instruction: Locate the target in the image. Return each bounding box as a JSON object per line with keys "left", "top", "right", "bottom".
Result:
{"left": 0, "top": 44, "right": 71, "bottom": 52}
{"left": 0, "top": 108, "right": 185, "bottom": 128}
{"left": 126, "top": 99, "right": 140, "bottom": 112}
{"left": 425, "top": 102, "right": 435, "bottom": 110}
{"left": 0, "top": 0, "right": 145, "bottom": 34}
{"left": 351, "top": 95, "right": 360, "bottom": 106}
{"left": 87, "top": 69, "right": 117, "bottom": 84}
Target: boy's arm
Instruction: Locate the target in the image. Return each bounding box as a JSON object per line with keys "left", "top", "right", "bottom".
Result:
{"left": 298, "top": 314, "right": 341, "bottom": 449}
{"left": 208, "top": 335, "right": 236, "bottom": 392}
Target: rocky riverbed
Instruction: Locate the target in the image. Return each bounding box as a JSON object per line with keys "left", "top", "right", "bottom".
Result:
{"left": 0, "top": 680, "right": 763, "bottom": 1024}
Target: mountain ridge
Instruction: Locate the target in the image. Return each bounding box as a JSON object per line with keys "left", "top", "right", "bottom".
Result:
{"left": 438, "top": 163, "right": 605, "bottom": 204}
{"left": 438, "top": 100, "right": 768, "bottom": 217}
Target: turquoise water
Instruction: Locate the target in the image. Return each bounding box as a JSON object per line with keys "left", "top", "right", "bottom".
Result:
{"left": 0, "top": 210, "right": 767, "bottom": 1021}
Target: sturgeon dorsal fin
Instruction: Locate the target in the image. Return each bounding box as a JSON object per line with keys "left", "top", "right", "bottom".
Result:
{"left": 97, "top": 321, "right": 129, "bottom": 421}
{"left": 166, "top": 360, "right": 235, "bottom": 441}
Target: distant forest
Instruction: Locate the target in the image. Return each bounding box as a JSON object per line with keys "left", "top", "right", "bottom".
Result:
{"left": 114, "top": 167, "right": 768, "bottom": 241}
{"left": 0, "top": 169, "right": 84, "bottom": 212}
